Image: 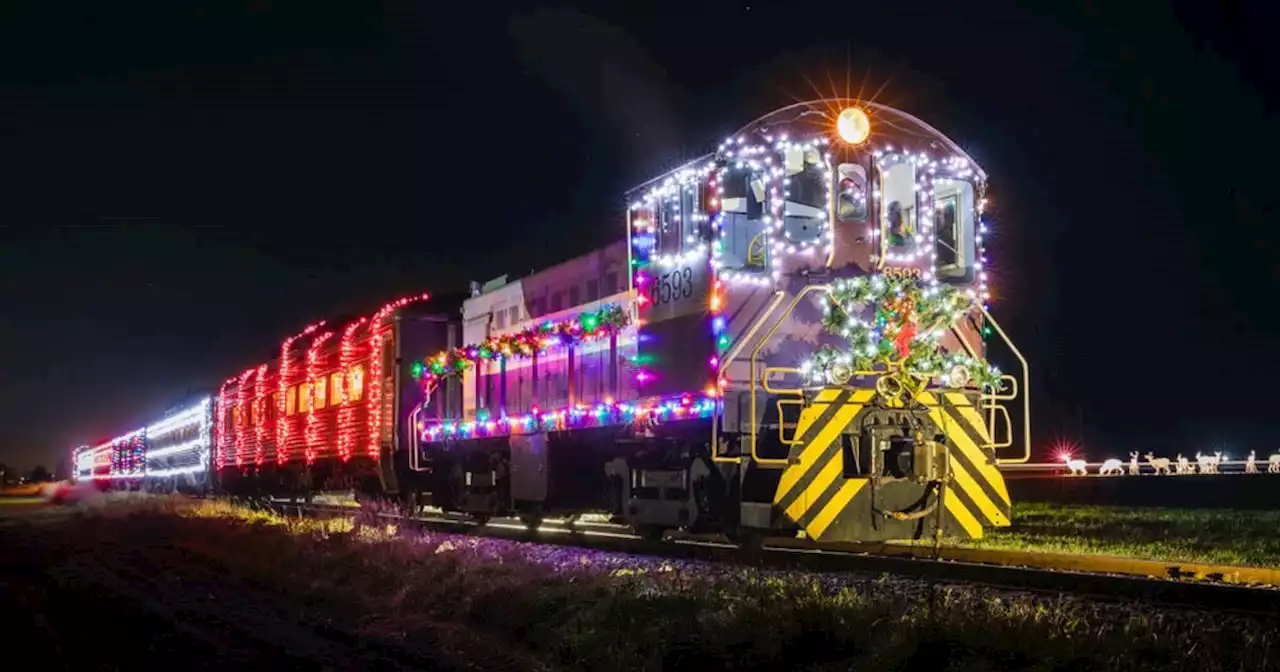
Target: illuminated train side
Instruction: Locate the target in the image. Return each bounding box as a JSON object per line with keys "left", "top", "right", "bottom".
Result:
{"left": 408, "top": 99, "right": 1029, "bottom": 543}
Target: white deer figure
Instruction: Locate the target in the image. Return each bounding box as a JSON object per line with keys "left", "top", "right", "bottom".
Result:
{"left": 1099, "top": 458, "right": 1124, "bottom": 476}
{"left": 1176, "top": 454, "right": 1191, "bottom": 474}
{"left": 1128, "top": 452, "right": 1140, "bottom": 475}
{"left": 1145, "top": 452, "right": 1172, "bottom": 475}
{"left": 1268, "top": 454, "right": 1280, "bottom": 474}
{"left": 1196, "top": 451, "right": 1222, "bottom": 474}
{"left": 1062, "top": 455, "right": 1088, "bottom": 476}
{"left": 1246, "top": 450, "right": 1258, "bottom": 474}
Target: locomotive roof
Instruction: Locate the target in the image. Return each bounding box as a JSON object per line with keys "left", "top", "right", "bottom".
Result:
{"left": 626, "top": 98, "right": 984, "bottom": 198}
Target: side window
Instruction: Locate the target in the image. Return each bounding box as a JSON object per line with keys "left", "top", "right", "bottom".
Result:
{"left": 587, "top": 278, "right": 600, "bottom": 301}
{"left": 880, "top": 154, "right": 917, "bottom": 251}
{"left": 718, "top": 167, "right": 769, "bottom": 273}
{"left": 606, "top": 271, "right": 620, "bottom": 294}
{"left": 836, "top": 163, "right": 869, "bottom": 224}
{"left": 299, "top": 382, "right": 312, "bottom": 413}
{"left": 494, "top": 308, "right": 506, "bottom": 329}
{"left": 330, "top": 371, "right": 345, "bottom": 404}
{"left": 286, "top": 386, "right": 297, "bottom": 416}
{"left": 657, "top": 198, "right": 683, "bottom": 255}
{"left": 507, "top": 305, "right": 519, "bottom": 326}
{"left": 314, "top": 376, "right": 327, "bottom": 410}
{"left": 569, "top": 285, "right": 581, "bottom": 306}
{"left": 933, "top": 178, "right": 976, "bottom": 283}
{"left": 348, "top": 364, "right": 365, "bottom": 402}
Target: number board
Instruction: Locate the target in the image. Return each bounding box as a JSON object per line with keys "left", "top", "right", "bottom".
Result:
{"left": 882, "top": 266, "right": 922, "bottom": 280}
{"left": 644, "top": 260, "right": 710, "bottom": 324}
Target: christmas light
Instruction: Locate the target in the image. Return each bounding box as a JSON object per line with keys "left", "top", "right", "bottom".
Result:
{"left": 253, "top": 364, "right": 268, "bottom": 466}
{"left": 304, "top": 330, "right": 336, "bottom": 464}
{"left": 337, "top": 317, "right": 369, "bottom": 462}
{"left": 215, "top": 377, "right": 233, "bottom": 471}
{"left": 801, "top": 274, "right": 1002, "bottom": 391}
{"left": 367, "top": 293, "right": 431, "bottom": 460}
{"left": 277, "top": 321, "right": 326, "bottom": 465}
{"left": 410, "top": 304, "right": 629, "bottom": 387}
{"left": 234, "top": 367, "right": 255, "bottom": 467}
{"left": 144, "top": 397, "right": 213, "bottom": 478}
{"left": 146, "top": 397, "right": 211, "bottom": 438}
{"left": 421, "top": 393, "right": 719, "bottom": 442}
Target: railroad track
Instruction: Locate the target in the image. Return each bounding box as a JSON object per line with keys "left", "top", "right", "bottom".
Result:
{"left": 262, "top": 499, "right": 1280, "bottom": 618}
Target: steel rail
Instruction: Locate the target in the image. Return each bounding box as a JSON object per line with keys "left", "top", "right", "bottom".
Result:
{"left": 272, "top": 500, "right": 1280, "bottom": 617}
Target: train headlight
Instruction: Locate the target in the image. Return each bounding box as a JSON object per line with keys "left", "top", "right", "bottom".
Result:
{"left": 827, "top": 362, "right": 853, "bottom": 385}
{"left": 836, "top": 107, "right": 870, "bottom": 145}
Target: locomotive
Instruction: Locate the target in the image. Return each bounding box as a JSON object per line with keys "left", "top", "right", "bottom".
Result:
{"left": 72, "top": 99, "right": 1028, "bottom": 545}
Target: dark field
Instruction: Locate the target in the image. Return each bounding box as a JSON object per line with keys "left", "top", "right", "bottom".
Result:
{"left": 957, "top": 503, "right": 1280, "bottom": 568}
{"left": 2, "top": 498, "right": 1279, "bottom": 671}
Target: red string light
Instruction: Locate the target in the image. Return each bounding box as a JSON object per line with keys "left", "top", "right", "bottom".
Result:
{"left": 234, "top": 367, "right": 255, "bottom": 467}
{"left": 253, "top": 364, "right": 269, "bottom": 466}
{"left": 304, "top": 330, "right": 335, "bottom": 465}
{"left": 215, "top": 377, "right": 233, "bottom": 471}
{"left": 276, "top": 321, "right": 325, "bottom": 465}
{"left": 338, "top": 317, "right": 369, "bottom": 462}
{"left": 367, "top": 293, "right": 430, "bottom": 460}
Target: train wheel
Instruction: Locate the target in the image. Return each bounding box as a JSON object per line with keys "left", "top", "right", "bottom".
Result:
{"left": 518, "top": 508, "right": 543, "bottom": 531}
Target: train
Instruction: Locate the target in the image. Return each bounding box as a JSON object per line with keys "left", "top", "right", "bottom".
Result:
{"left": 71, "top": 98, "right": 1029, "bottom": 545}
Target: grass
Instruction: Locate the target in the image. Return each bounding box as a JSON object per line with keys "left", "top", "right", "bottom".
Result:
{"left": 948, "top": 503, "right": 1280, "bottom": 568}
{"left": 4, "top": 497, "right": 1277, "bottom": 671}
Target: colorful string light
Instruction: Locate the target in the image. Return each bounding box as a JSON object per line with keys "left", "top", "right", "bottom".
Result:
{"left": 410, "top": 304, "right": 629, "bottom": 387}
{"left": 420, "top": 393, "right": 718, "bottom": 442}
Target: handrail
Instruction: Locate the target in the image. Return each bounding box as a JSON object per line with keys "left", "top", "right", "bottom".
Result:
{"left": 711, "top": 290, "right": 786, "bottom": 464}
{"left": 982, "top": 307, "right": 1031, "bottom": 464}
{"left": 750, "top": 285, "right": 832, "bottom": 466}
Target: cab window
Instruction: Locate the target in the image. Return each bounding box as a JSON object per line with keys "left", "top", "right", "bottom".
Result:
{"left": 835, "top": 163, "right": 869, "bottom": 224}
{"left": 717, "top": 167, "right": 769, "bottom": 273}
{"left": 781, "top": 145, "right": 826, "bottom": 246}
{"left": 932, "top": 178, "right": 977, "bottom": 283}
{"left": 879, "top": 154, "right": 917, "bottom": 251}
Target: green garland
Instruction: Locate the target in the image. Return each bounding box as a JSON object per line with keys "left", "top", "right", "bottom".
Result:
{"left": 802, "top": 274, "right": 1005, "bottom": 392}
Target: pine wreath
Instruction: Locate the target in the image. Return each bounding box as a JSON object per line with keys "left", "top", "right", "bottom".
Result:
{"left": 801, "top": 274, "right": 1005, "bottom": 392}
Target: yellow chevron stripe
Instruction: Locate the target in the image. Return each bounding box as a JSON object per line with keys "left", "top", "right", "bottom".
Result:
{"left": 774, "top": 406, "right": 830, "bottom": 503}
{"left": 942, "top": 410, "right": 1011, "bottom": 508}
{"left": 783, "top": 400, "right": 865, "bottom": 518}
{"left": 944, "top": 491, "right": 984, "bottom": 538}
{"left": 806, "top": 478, "right": 867, "bottom": 540}
{"left": 949, "top": 454, "right": 1009, "bottom": 526}
{"left": 921, "top": 391, "right": 1010, "bottom": 508}
{"left": 945, "top": 392, "right": 993, "bottom": 444}
{"left": 785, "top": 446, "right": 843, "bottom": 522}
{"left": 814, "top": 388, "right": 842, "bottom": 403}
{"left": 775, "top": 389, "right": 873, "bottom": 504}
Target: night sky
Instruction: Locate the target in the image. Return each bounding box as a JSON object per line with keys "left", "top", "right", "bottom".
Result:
{"left": 1, "top": 1, "right": 1277, "bottom": 474}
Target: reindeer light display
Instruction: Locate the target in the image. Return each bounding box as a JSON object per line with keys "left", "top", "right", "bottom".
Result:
{"left": 1246, "top": 450, "right": 1258, "bottom": 474}
{"left": 1062, "top": 455, "right": 1088, "bottom": 476}
{"left": 1098, "top": 458, "right": 1125, "bottom": 476}
{"left": 1269, "top": 454, "right": 1280, "bottom": 474}
{"left": 1128, "top": 452, "right": 1140, "bottom": 475}
{"left": 1145, "top": 453, "right": 1172, "bottom": 475}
